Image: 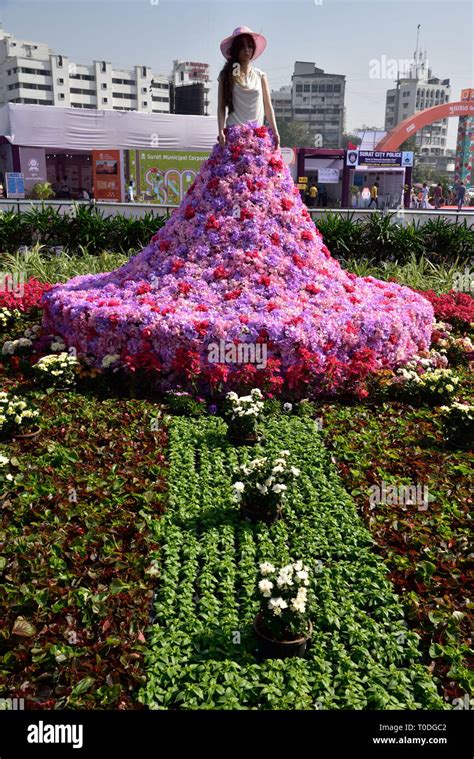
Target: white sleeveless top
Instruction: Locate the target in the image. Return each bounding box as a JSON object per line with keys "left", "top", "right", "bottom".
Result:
{"left": 225, "top": 66, "right": 265, "bottom": 127}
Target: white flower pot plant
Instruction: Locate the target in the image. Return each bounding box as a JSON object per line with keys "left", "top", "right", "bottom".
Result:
{"left": 0, "top": 391, "right": 40, "bottom": 441}
{"left": 223, "top": 388, "right": 265, "bottom": 445}
{"left": 253, "top": 560, "right": 313, "bottom": 659}
{"left": 32, "top": 352, "right": 79, "bottom": 390}
{"left": 439, "top": 402, "right": 473, "bottom": 450}
{"left": 232, "top": 449, "right": 301, "bottom": 523}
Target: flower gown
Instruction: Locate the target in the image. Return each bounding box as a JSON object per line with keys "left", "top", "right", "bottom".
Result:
{"left": 41, "top": 121, "right": 434, "bottom": 397}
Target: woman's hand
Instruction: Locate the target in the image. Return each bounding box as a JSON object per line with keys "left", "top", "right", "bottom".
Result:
{"left": 218, "top": 130, "right": 226, "bottom": 148}
{"left": 274, "top": 131, "right": 280, "bottom": 150}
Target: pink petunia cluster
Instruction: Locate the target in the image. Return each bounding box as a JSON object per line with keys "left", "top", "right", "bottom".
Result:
{"left": 41, "top": 122, "right": 434, "bottom": 398}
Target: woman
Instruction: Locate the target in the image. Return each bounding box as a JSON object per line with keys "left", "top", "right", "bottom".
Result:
{"left": 216, "top": 27, "right": 279, "bottom": 150}
{"left": 42, "top": 26, "right": 435, "bottom": 399}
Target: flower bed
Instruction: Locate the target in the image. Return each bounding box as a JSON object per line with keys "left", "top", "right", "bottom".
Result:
{"left": 139, "top": 416, "right": 444, "bottom": 709}
{"left": 0, "top": 393, "right": 168, "bottom": 709}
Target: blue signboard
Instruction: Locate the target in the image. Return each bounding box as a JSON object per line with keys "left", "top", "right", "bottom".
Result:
{"left": 5, "top": 172, "right": 25, "bottom": 199}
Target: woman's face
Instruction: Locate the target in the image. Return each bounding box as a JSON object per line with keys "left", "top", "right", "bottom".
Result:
{"left": 237, "top": 36, "right": 255, "bottom": 64}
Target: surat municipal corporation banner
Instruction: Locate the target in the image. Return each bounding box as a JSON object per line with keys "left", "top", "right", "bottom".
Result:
{"left": 128, "top": 149, "right": 209, "bottom": 205}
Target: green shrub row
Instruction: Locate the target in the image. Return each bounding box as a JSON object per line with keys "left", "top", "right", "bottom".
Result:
{"left": 0, "top": 205, "right": 472, "bottom": 262}
{"left": 139, "top": 415, "right": 446, "bottom": 710}
{"left": 316, "top": 212, "right": 474, "bottom": 264}
{"left": 0, "top": 204, "right": 167, "bottom": 255}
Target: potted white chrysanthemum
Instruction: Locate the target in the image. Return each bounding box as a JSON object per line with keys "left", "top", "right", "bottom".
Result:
{"left": 253, "top": 560, "right": 313, "bottom": 659}
{"left": 0, "top": 391, "right": 40, "bottom": 440}
{"left": 439, "top": 401, "right": 473, "bottom": 450}
{"left": 224, "top": 388, "right": 264, "bottom": 445}
{"left": 232, "top": 450, "right": 300, "bottom": 523}
{"left": 32, "top": 352, "right": 79, "bottom": 389}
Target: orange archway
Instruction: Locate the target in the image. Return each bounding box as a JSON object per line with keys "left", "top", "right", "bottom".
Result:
{"left": 375, "top": 101, "right": 474, "bottom": 151}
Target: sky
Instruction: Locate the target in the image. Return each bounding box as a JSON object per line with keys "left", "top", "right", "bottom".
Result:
{"left": 0, "top": 0, "right": 472, "bottom": 149}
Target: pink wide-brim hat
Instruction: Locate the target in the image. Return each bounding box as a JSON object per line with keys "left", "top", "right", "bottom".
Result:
{"left": 220, "top": 26, "right": 267, "bottom": 61}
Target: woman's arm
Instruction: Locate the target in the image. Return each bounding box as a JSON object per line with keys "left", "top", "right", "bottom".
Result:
{"left": 217, "top": 78, "right": 226, "bottom": 146}
{"left": 261, "top": 73, "right": 280, "bottom": 148}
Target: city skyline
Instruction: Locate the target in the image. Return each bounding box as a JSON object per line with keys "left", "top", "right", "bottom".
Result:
{"left": 0, "top": 0, "right": 472, "bottom": 148}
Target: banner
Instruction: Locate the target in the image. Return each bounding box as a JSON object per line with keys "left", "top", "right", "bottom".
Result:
{"left": 92, "top": 150, "right": 122, "bottom": 201}
{"left": 349, "top": 150, "right": 414, "bottom": 168}
{"left": 318, "top": 168, "right": 340, "bottom": 183}
{"left": 18, "top": 147, "right": 47, "bottom": 194}
{"left": 129, "top": 149, "right": 209, "bottom": 205}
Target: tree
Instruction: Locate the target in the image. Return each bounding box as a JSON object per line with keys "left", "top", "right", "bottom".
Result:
{"left": 276, "top": 119, "right": 319, "bottom": 148}
{"left": 341, "top": 133, "right": 362, "bottom": 149}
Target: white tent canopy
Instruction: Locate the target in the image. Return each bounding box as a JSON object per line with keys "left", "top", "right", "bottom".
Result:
{"left": 0, "top": 103, "right": 217, "bottom": 151}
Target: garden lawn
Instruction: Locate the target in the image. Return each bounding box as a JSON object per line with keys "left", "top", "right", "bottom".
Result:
{"left": 0, "top": 391, "right": 168, "bottom": 709}
{"left": 317, "top": 366, "right": 473, "bottom": 702}
{"left": 139, "top": 415, "right": 445, "bottom": 710}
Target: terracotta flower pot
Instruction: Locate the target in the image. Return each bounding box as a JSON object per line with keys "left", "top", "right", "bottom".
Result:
{"left": 240, "top": 501, "right": 282, "bottom": 525}
{"left": 13, "top": 424, "right": 41, "bottom": 440}
{"left": 227, "top": 428, "right": 260, "bottom": 445}
{"left": 253, "top": 613, "right": 312, "bottom": 660}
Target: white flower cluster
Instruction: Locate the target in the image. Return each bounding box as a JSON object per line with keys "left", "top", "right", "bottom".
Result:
{"left": 397, "top": 349, "right": 448, "bottom": 376}
{"left": 50, "top": 335, "right": 67, "bottom": 352}
{"left": 226, "top": 388, "right": 264, "bottom": 419}
{"left": 395, "top": 366, "right": 460, "bottom": 396}
{"left": 439, "top": 401, "right": 474, "bottom": 420}
{"left": 0, "top": 391, "right": 39, "bottom": 432}
{"left": 0, "top": 452, "right": 14, "bottom": 481}
{"left": 101, "top": 353, "right": 120, "bottom": 369}
{"left": 0, "top": 308, "right": 21, "bottom": 329}
{"left": 33, "top": 352, "right": 79, "bottom": 384}
{"left": 1, "top": 322, "right": 41, "bottom": 356}
{"left": 232, "top": 450, "right": 300, "bottom": 502}
{"left": 436, "top": 334, "right": 474, "bottom": 357}
{"left": 258, "top": 561, "right": 310, "bottom": 616}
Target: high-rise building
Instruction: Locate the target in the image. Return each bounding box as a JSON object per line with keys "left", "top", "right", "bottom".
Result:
{"left": 170, "top": 60, "right": 210, "bottom": 116}
{"left": 0, "top": 26, "right": 171, "bottom": 113}
{"left": 384, "top": 52, "right": 450, "bottom": 156}
{"left": 271, "top": 61, "right": 346, "bottom": 148}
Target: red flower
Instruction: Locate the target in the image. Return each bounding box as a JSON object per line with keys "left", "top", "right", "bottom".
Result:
{"left": 305, "top": 283, "right": 322, "bottom": 295}
{"left": 224, "top": 288, "right": 242, "bottom": 301}
{"left": 254, "top": 126, "right": 268, "bottom": 138}
{"left": 177, "top": 282, "right": 192, "bottom": 295}
{"left": 136, "top": 283, "right": 151, "bottom": 295}
{"left": 239, "top": 208, "right": 254, "bottom": 221}
{"left": 171, "top": 259, "right": 185, "bottom": 273}
{"left": 205, "top": 214, "right": 220, "bottom": 230}
{"left": 239, "top": 315, "right": 249, "bottom": 324}
{"left": 292, "top": 254, "right": 306, "bottom": 269}
{"left": 213, "top": 265, "right": 229, "bottom": 279}
{"left": 159, "top": 239, "right": 172, "bottom": 252}
{"left": 195, "top": 304, "right": 208, "bottom": 312}
{"left": 281, "top": 198, "right": 293, "bottom": 211}
{"left": 301, "top": 230, "right": 314, "bottom": 241}
{"left": 193, "top": 320, "right": 209, "bottom": 337}
{"left": 259, "top": 275, "right": 271, "bottom": 286}
{"left": 207, "top": 177, "right": 220, "bottom": 191}
{"left": 184, "top": 205, "right": 195, "bottom": 219}
{"left": 270, "top": 233, "right": 280, "bottom": 245}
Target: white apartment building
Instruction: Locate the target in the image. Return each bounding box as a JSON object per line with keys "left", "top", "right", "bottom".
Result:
{"left": 271, "top": 62, "right": 346, "bottom": 148}
{"left": 0, "top": 26, "right": 170, "bottom": 113}
{"left": 384, "top": 53, "right": 450, "bottom": 156}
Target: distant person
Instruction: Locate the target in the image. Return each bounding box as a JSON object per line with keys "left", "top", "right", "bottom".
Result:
{"left": 80, "top": 188, "right": 90, "bottom": 200}
{"left": 456, "top": 181, "right": 466, "bottom": 210}
{"left": 52, "top": 175, "right": 62, "bottom": 197}
{"left": 410, "top": 189, "right": 418, "bottom": 208}
{"left": 61, "top": 177, "right": 71, "bottom": 199}
{"left": 308, "top": 182, "right": 318, "bottom": 208}
{"left": 127, "top": 179, "right": 135, "bottom": 203}
{"left": 433, "top": 183, "right": 443, "bottom": 210}
{"left": 368, "top": 182, "right": 379, "bottom": 208}
{"left": 420, "top": 183, "right": 429, "bottom": 209}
